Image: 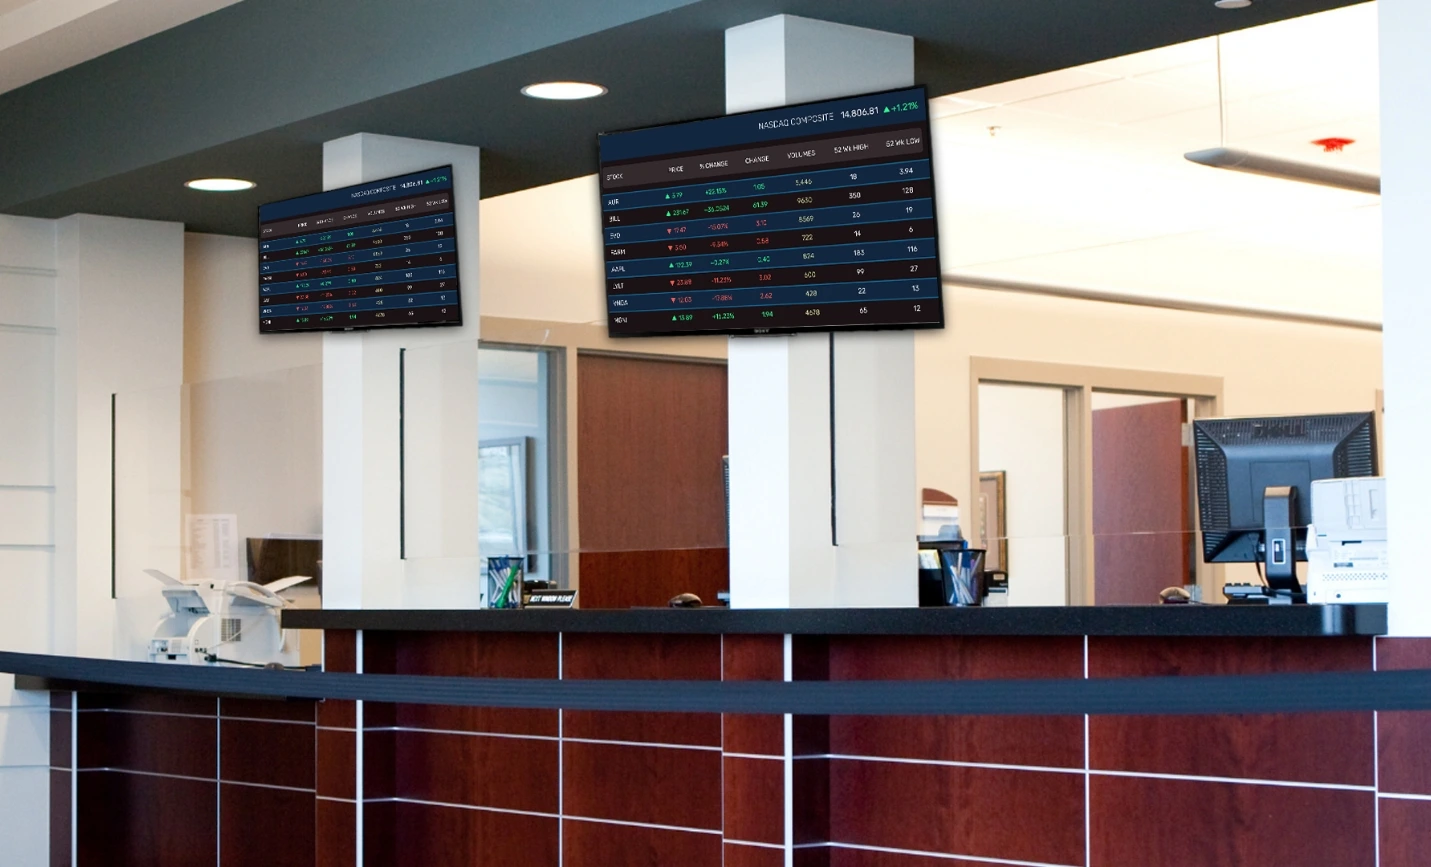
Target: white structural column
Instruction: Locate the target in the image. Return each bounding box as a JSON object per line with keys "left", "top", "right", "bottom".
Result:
{"left": 53, "top": 215, "right": 185, "bottom": 657}
{"left": 321, "top": 134, "right": 482, "bottom": 609}
{"left": 726, "top": 15, "right": 919, "bottom": 608}
{"left": 0, "top": 215, "right": 61, "bottom": 867}
{"left": 1380, "top": 1, "right": 1431, "bottom": 635}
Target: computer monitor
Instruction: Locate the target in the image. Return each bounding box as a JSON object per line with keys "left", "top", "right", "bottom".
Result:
{"left": 1193, "top": 412, "right": 1377, "bottom": 598}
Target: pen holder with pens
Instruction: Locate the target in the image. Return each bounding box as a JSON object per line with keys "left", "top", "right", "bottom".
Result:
{"left": 485, "top": 556, "right": 524, "bottom": 609}
{"left": 940, "top": 548, "right": 986, "bottom": 606}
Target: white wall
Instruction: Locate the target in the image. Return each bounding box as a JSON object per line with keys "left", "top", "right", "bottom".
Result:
{"left": 184, "top": 232, "right": 323, "bottom": 563}
{"left": 977, "top": 383, "right": 1068, "bottom": 606}
{"left": 922, "top": 285, "right": 1383, "bottom": 520}
{"left": 480, "top": 175, "right": 607, "bottom": 325}
{"left": 0, "top": 214, "right": 56, "bottom": 866}
{"left": 184, "top": 233, "right": 321, "bottom": 382}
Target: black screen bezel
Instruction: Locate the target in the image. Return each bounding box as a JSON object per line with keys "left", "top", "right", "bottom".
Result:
{"left": 596, "top": 85, "right": 944, "bottom": 339}
{"left": 256, "top": 164, "right": 463, "bottom": 335}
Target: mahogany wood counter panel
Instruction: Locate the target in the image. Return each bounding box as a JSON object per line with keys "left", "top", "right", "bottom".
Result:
{"left": 34, "top": 614, "right": 1418, "bottom": 867}
{"left": 53, "top": 691, "right": 317, "bottom": 867}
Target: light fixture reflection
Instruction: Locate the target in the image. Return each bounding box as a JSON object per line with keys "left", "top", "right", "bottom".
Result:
{"left": 521, "top": 81, "right": 608, "bottom": 100}
{"left": 185, "top": 178, "right": 256, "bottom": 192}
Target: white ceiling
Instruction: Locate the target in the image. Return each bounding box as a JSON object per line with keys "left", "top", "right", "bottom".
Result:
{"left": 930, "top": 2, "right": 1381, "bottom": 324}
{"left": 0, "top": 0, "right": 243, "bottom": 94}
{"left": 477, "top": 4, "right": 1389, "bottom": 326}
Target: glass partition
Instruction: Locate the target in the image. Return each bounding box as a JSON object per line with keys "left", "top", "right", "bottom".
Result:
{"left": 112, "top": 364, "right": 323, "bottom": 661}
{"left": 102, "top": 323, "right": 1314, "bottom": 656}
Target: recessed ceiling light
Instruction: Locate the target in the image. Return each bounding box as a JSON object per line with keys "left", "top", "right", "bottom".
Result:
{"left": 1214, "top": 0, "right": 1252, "bottom": 8}
{"left": 521, "top": 81, "right": 607, "bottom": 100}
{"left": 185, "top": 178, "right": 256, "bottom": 192}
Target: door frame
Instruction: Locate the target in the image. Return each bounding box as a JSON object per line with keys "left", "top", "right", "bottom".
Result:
{"left": 969, "top": 358, "right": 1224, "bottom": 605}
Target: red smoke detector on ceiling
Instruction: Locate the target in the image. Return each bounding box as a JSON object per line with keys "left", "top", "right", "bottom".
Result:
{"left": 1312, "top": 137, "right": 1355, "bottom": 152}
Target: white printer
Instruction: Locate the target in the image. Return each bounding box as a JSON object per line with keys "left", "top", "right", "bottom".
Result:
{"left": 1307, "top": 476, "right": 1388, "bottom": 604}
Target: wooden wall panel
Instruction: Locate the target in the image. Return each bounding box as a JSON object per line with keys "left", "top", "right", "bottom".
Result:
{"left": 1376, "top": 638, "right": 1431, "bottom": 795}
{"left": 564, "top": 740, "right": 722, "bottom": 831}
{"left": 78, "top": 711, "right": 216, "bottom": 777}
{"left": 55, "top": 632, "right": 1422, "bottom": 867}
{"left": 315, "top": 800, "right": 356, "bottom": 867}
{"left": 1380, "top": 797, "right": 1431, "bottom": 867}
{"left": 49, "top": 769, "right": 70, "bottom": 867}
{"left": 50, "top": 701, "right": 70, "bottom": 768}
{"left": 563, "top": 818, "right": 720, "bottom": 867}
{"left": 1091, "top": 399, "right": 1188, "bottom": 605}
{"left": 829, "top": 850, "right": 1014, "bottom": 867}
{"left": 577, "top": 354, "right": 728, "bottom": 551}
{"left": 723, "top": 634, "right": 785, "bottom": 757}
{"left": 577, "top": 354, "right": 729, "bottom": 608}
{"left": 723, "top": 756, "right": 784, "bottom": 845}
{"left": 1091, "top": 776, "right": 1373, "bottom": 867}
{"left": 394, "top": 730, "right": 557, "bottom": 812}
{"left": 221, "top": 719, "right": 315, "bottom": 790}
{"left": 577, "top": 547, "right": 729, "bottom": 610}
{"left": 392, "top": 802, "right": 557, "bottom": 867}
{"left": 77, "top": 771, "right": 216, "bottom": 867}
{"left": 563, "top": 632, "right": 722, "bottom": 746}
{"left": 221, "top": 783, "right": 315, "bottom": 867}
{"left": 725, "top": 843, "right": 785, "bottom": 867}
{"left": 828, "top": 759, "right": 1084, "bottom": 865}
{"left": 1090, "top": 637, "right": 1374, "bottom": 785}
{"left": 824, "top": 635, "right": 1084, "bottom": 769}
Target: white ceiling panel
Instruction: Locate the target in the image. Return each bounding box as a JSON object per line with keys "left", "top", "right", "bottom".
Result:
{"left": 1078, "top": 37, "right": 1216, "bottom": 79}
{"left": 947, "top": 67, "right": 1119, "bottom": 107}
{"left": 926, "top": 2, "right": 1382, "bottom": 324}
{"left": 1127, "top": 59, "right": 1219, "bottom": 97}
{"left": 473, "top": 3, "right": 1385, "bottom": 327}
{"left": 1013, "top": 77, "right": 1219, "bottom": 126}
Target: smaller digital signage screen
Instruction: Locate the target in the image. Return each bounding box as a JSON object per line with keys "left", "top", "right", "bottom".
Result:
{"left": 598, "top": 86, "right": 943, "bottom": 338}
{"left": 258, "top": 165, "right": 462, "bottom": 333}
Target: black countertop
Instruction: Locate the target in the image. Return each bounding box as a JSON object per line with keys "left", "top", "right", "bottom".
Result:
{"left": 283, "top": 603, "right": 1387, "bottom": 637}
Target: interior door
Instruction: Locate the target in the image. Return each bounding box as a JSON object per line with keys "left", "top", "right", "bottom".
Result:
{"left": 1091, "top": 397, "right": 1190, "bottom": 605}
{"left": 576, "top": 353, "right": 729, "bottom": 608}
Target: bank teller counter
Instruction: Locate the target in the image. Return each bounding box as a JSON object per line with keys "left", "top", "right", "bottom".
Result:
{"left": 15, "top": 602, "right": 1410, "bottom": 866}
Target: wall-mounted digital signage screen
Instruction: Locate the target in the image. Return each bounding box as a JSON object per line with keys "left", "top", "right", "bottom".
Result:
{"left": 258, "top": 165, "right": 461, "bottom": 333}
{"left": 598, "top": 86, "right": 943, "bottom": 337}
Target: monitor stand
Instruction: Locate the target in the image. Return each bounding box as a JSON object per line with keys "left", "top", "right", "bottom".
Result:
{"left": 1260, "top": 485, "right": 1305, "bottom": 602}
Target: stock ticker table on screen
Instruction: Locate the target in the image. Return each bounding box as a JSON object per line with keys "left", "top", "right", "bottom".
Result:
{"left": 598, "top": 86, "right": 944, "bottom": 337}
{"left": 258, "top": 166, "right": 461, "bottom": 333}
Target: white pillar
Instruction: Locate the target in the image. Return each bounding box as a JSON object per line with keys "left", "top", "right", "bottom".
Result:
{"left": 53, "top": 215, "right": 185, "bottom": 658}
{"left": 320, "top": 134, "right": 482, "bottom": 609}
{"left": 725, "top": 15, "right": 919, "bottom": 609}
{"left": 0, "top": 215, "right": 60, "bottom": 867}
{"left": 1380, "top": 1, "right": 1431, "bottom": 635}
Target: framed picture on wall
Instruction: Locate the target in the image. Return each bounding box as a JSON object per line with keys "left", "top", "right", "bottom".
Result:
{"left": 978, "top": 471, "right": 1008, "bottom": 573}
